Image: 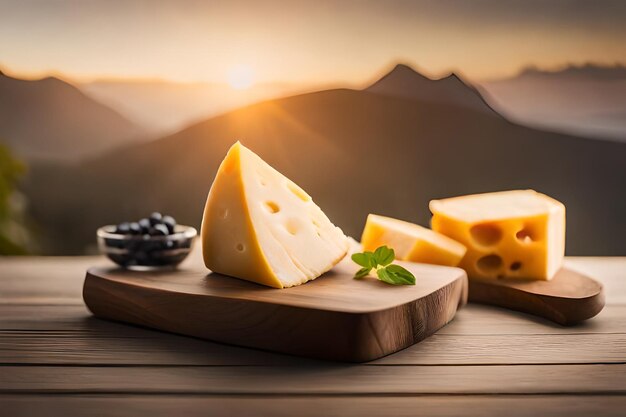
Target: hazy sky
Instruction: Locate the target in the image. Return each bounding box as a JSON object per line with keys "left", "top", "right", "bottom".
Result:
{"left": 1, "top": 0, "right": 625, "bottom": 84}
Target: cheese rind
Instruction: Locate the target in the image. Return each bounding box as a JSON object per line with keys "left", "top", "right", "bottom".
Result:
{"left": 201, "top": 142, "right": 349, "bottom": 288}
{"left": 361, "top": 214, "right": 467, "bottom": 267}
{"left": 429, "top": 190, "right": 565, "bottom": 281}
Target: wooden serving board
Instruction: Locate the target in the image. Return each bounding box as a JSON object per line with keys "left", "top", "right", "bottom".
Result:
{"left": 468, "top": 268, "right": 605, "bottom": 325}
{"left": 83, "top": 257, "right": 468, "bottom": 362}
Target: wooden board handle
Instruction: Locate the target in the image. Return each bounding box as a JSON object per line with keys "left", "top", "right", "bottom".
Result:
{"left": 468, "top": 268, "right": 604, "bottom": 325}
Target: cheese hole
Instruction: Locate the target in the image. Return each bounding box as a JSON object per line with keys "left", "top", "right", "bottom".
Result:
{"left": 236, "top": 243, "right": 245, "bottom": 252}
{"left": 510, "top": 261, "right": 522, "bottom": 271}
{"left": 285, "top": 219, "right": 299, "bottom": 235}
{"left": 516, "top": 227, "right": 536, "bottom": 243}
{"left": 264, "top": 201, "right": 280, "bottom": 214}
{"left": 287, "top": 182, "right": 311, "bottom": 202}
{"left": 477, "top": 254, "right": 502, "bottom": 273}
{"left": 470, "top": 223, "right": 502, "bottom": 246}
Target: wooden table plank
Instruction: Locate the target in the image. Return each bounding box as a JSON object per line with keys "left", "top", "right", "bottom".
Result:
{"left": 3, "top": 304, "right": 625, "bottom": 335}
{"left": 1, "top": 302, "right": 624, "bottom": 366}
{"left": 1, "top": 364, "right": 624, "bottom": 394}
{"left": 442, "top": 304, "right": 626, "bottom": 335}
{"left": 1, "top": 256, "right": 624, "bottom": 417}
{"left": 0, "top": 256, "right": 103, "bottom": 305}
{"left": 375, "top": 333, "right": 626, "bottom": 364}
{"left": 2, "top": 395, "right": 625, "bottom": 417}
{"left": 2, "top": 328, "right": 624, "bottom": 365}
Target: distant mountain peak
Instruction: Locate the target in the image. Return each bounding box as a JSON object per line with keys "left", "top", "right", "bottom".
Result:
{"left": 371, "top": 63, "right": 432, "bottom": 87}
{"left": 40, "top": 75, "right": 66, "bottom": 86}
{"left": 516, "top": 63, "right": 626, "bottom": 81}
{"left": 0, "top": 70, "right": 146, "bottom": 162}
{"left": 365, "top": 63, "right": 498, "bottom": 115}
{"left": 388, "top": 63, "right": 429, "bottom": 77}
{"left": 441, "top": 72, "right": 462, "bottom": 81}
{"left": 371, "top": 64, "right": 470, "bottom": 87}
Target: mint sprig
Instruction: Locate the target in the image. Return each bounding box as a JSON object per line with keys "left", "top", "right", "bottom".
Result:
{"left": 351, "top": 245, "right": 416, "bottom": 286}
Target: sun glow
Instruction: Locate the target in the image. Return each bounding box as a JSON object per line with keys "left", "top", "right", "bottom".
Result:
{"left": 227, "top": 65, "right": 254, "bottom": 90}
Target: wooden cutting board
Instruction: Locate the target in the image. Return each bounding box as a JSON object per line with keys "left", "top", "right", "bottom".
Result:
{"left": 468, "top": 268, "right": 605, "bottom": 325}
{"left": 83, "top": 256, "right": 468, "bottom": 362}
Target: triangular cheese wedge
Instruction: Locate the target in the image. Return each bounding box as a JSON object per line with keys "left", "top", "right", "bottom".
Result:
{"left": 361, "top": 214, "right": 466, "bottom": 267}
{"left": 201, "top": 142, "right": 349, "bottom": 288}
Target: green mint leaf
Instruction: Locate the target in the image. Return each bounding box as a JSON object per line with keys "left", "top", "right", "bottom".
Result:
{"left": 352, "top": 245, "right": 415, "bottom": 285}
{"left": 363, "top": 251, "right": 377, "bottom": 268}
{"left": 354, "top": 267, "right": 371, "bottom": 279}
{"left": 351, "top": 252, "right": 373, "bottom": 268}
{"left": 383, "top": 264, "right": 416, "bottom": 285}
{"left": 374, "top": 245, "right": 395, "bottom": 266}
{"left": 376, "top": 267, "right": 395, "bottom": 285}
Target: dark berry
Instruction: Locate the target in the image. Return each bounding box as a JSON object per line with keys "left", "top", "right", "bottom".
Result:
{"left": 116, "top": 222, "right": 130, "bottom": 234}
{"left": 106, "top": 237, "right": 124, "bottom": 249}
{"left": 125, "top": 238, "right": 142, "bottom": 251}
{"left": 128, "top": 222, "right": 141, "bottom": 235}
{"left": 134, "top": 250, "right": 150, "bottom": 262}
{"left": 150, "top": 224, "right": 169, "bottom": 236}
{"left": 149, "top": 212, "right": 163, "bottom": 226}
{"left": 162, "top": 215, "right": 176, "bottom": 233}
{"left": 138, "top": 218, "right": 151, "bottom": 233}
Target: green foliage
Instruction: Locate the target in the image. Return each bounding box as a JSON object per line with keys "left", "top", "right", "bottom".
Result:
{"left": 378, "top": 264, "right": 416, "bottom": 285}
{"left": 0, "top": 143, "right": 28, "bottom": 255}
{"left": 373, "top": 245, "right": 395, "bottom": 266}
{"left": 351, "top": 245, "right": 416, "bottom": 286}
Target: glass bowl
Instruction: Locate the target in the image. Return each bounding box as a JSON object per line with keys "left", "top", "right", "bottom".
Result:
{"left": 97, "top": 224, "right": 197, "bottom": 270}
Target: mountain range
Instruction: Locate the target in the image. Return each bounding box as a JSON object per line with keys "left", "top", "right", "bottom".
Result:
{"left": 5, "top": 62, "right": 620, "bottom": 166}
{"left": 366, "top": 64, "right": 496, "bottom": 115}
{"left": 0, "top": 70, "right": 146, "bottom": 162}
{"left": 514, "top": 63, "right": 626, "bottom": 81}
{"left": 480, "top": 63, "right": 626, "bottom": 142}
{"left": 24, "top": 64, "right": 626, "bottom": 255}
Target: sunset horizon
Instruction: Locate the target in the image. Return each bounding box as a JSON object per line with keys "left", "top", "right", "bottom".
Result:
{"left": 2, "top": 0, "right": 625, "bottom": 86}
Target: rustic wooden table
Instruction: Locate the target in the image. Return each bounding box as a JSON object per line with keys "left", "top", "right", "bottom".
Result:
{"left": 1, "top": 252, "right": 625, "bottom": 417}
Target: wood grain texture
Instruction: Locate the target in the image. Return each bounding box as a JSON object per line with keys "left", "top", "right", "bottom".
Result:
{"left": 0, "top": 256, "right": 103, "bottom": 305}
{"left": 3, "top": 395, "right": 625, "bottom": 417}
{"left": 2, "top": 364, "right": 625, "bottom": 394}
{"left": 82, "top": 258, "right": 468, "bottom": 362}
{"left": 2, "top": 304, "right": 623, "bottom": 366}
{"left": 3, "top": 304, "right": 625, "bottom": 335}
{"left": 469, "top": 268, "right": 605, "bottom": 325}
{"left": 3, "top": 331, "right": 624, "bottom": 366}
{"left": 1, "top": 256, "right": 625, "bottom": 417}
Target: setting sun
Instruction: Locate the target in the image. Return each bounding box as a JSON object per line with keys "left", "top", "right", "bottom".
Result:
{"left": 227, "top": 65, "right": 254, "bottom": 90}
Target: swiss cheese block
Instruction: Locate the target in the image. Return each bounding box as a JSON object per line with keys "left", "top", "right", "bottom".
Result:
{"left": 430, "top": 190, "right": 565, "bottom": 280}
{"left": 361, "top": 214, "right": 466, "bottom": 267}
{"left": 201, "top": 142, "right": 349, "bottom": 288}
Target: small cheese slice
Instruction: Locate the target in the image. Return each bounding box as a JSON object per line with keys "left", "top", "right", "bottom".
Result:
{"left": 430, "top": 190, "right": 565, "bottom": 280}
{"left": 201, "top": 142, "right": 349, "bottom": 288}
{"left": 360, "top": 214, "right": 466, "bottom": 267}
